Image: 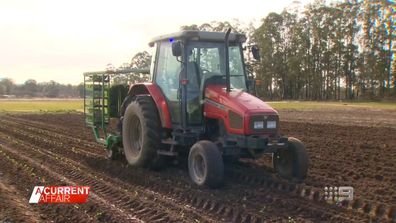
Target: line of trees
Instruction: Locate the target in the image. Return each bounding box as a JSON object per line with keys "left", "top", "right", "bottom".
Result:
{"left": 180, "top": 0, "right": 395, "bottom": 100}
{"left": 1, "top": 0, "right": 394, "bottom": 101}
{"left": 0, "top": 78, "right": 83, "bottom": 98}
{"left": 106, "top": 51, "right": 152, "bottom": 85}
{"left": 0, "top": 51, "right": 152, "bottom": 98}
{"left": 253, "top": 0, "right": 395, "bottom": 100}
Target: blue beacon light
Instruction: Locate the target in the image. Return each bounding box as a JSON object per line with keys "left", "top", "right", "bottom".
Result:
{"left": 169, "top": 38, "right": 174, "bottom": 43}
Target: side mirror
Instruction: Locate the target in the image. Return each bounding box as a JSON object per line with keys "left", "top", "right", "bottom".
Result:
{"left": 251, "top": 45, "right": 260, "bottom": 61}
{"left": 172, "top": 41, "right": 182, "bottom": 57}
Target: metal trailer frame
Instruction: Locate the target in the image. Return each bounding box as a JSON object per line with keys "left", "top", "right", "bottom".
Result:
{"left": 83, "top": 68, "right": 149, "bottom": 150}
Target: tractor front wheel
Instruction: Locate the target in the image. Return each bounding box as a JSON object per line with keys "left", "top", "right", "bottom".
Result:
{"left": 274, "top": 137, "right": 309, "bottom": 181}
{"left": 188, "top": 140, "right": 224, "bottom": 188}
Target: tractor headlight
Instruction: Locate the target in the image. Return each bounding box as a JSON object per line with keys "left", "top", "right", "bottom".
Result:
{"left": 249, "top": 114, "right": 279, "bottom": 132}
{"left": 266, "top": 120, "right": 277, "bottom": 129}
{"left": 253, "top": 121, "right": 264, "bottom": 129}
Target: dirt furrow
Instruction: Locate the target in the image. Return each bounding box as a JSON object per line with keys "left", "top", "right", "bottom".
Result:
{"left": 1, "top": 113, "right": 395, "bottom": 222}
{"left": 0, "top": 144, "right": 126, "bottom": 222}
{"left": 2, "top": 117, "right": 103, "bottom": 154}
{"left": 0, "top": 118, "right": 337, "bottom": 222}
{"left": 0, "top": 130, "right": 224, "bottom": 222}
{"left": 1, "top": 118, "right": 288, "bottom": 221}
{"left": 0, "top": 138, "right": 186, "bottom": 222}
{"left": 0, "top": 179, "right": 41, "bottom": 223}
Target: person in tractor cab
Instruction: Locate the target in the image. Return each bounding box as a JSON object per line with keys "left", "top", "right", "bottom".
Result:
{"left": 186, "top": 50, "right": 201, "bottom": 123}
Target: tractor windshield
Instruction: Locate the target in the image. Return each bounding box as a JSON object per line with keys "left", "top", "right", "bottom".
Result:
{"left": 187, "top": 42, "right": 247, "bottom": 91}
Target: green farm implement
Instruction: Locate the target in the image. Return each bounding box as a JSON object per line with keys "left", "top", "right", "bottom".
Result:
{"left": 83, "top": 69, "right": 149, "bottom": 158}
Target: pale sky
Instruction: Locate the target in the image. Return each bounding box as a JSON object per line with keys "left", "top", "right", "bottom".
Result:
{"left": 0, "top": 0, "right": 313, "bottom": 85}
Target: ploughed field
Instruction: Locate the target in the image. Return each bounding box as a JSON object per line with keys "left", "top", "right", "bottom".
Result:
{"left": 0, "top": 110, "right": 395, "bottom": 222}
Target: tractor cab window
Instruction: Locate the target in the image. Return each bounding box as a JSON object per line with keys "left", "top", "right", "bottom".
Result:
{"left": 193, "top": 47, "right": 221, "bottom": 73}
{"left": 187, "top": 42, "right": 247, "bottom": 91}
{"left": 185, "top": 41, "right": 247, "bottom": 125}
{"left": 155, "top": 41, "right": 181, "bottom": 101}
{"left": 155, "top": 41, "right": 182, "bottom": 124}
{"left": 228, "top": 45, "right": 246, "bottom": 90}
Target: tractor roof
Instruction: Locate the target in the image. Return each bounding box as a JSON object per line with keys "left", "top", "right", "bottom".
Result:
{"left": 148, "top": 30, "right": 246, "bottom": 47}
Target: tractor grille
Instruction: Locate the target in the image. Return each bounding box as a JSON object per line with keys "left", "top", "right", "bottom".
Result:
{"left": 229, "top": 110, "right": 244, "bottom": 129}
{"left": 249, "top": 114, "right": 279, "bottom": 133}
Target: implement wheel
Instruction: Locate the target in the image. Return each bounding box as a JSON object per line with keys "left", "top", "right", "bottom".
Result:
{"left": 106, "top": 145, "right": 122, "bottom": 160}
{"left": 122, "top": 96, "right": 162, "bottom": 168}
{"left": 188, "top": 140, "right": 224, "bottom": 188}
{"left": 274, "top": 137, "right": 309, "bottom": 180}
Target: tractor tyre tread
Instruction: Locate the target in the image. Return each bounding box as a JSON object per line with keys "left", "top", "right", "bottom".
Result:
{"left": 122, "top": 95, "right": 163, "bottom": 168}
{"left": 188, "top": 140, "right": 224, "bottom": 188}
{"left": 274, "top": 137, "right": 309, "bottom": 181}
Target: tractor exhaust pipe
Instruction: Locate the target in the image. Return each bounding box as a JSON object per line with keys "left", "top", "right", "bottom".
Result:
{"left": 224, "top": 28, "right": 231, "bottom": 92}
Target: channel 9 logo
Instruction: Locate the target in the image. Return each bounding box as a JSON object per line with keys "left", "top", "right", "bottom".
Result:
{"left": 324, "top": 186, "right": 354, "bottom": 202}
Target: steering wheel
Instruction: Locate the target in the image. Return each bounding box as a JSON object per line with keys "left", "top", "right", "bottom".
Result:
{"left": 201, "top": 69, "right": 210, "bottom": 74}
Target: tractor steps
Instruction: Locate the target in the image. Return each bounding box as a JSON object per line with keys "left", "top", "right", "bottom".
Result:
{"left": 157, "top": 150, "right": 178, "bottom": 156}
{"left": 161, "top": 139, "right": 178, "bottom": 145}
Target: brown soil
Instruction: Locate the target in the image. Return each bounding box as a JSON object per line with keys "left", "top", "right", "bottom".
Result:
{"left": 0, "top": 111, "right": 394, "bottom": 223}
{"left": 278, "top": 108, "right": 396, "bottom": 129}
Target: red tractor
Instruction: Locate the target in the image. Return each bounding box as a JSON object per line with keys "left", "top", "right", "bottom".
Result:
{"left": 84, "top": 29, "right": 309, "bottom": 188}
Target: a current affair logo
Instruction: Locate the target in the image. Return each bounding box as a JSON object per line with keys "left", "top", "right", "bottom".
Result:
{"left": 29, "top": 186, "right": 90, "bottom": 204}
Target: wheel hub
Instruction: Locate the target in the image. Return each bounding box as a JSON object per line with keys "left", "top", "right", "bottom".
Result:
{"left": 130, "top": 116, "right": 142, "bottom": 155}
{"left": 192, "top": 155, "right": 205, "bottom": 183}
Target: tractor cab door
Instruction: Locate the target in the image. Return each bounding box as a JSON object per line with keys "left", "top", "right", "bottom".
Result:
{"left": 154, "top": 41, "right": 182, "bottom": 125}
{"left": 185, "top": 41, "right": 247, "bottom": 126}
{"left": 185, "top": 42, "right": 225, "bottom": 126}
{"left": 185, "top": 47, "right": 204, "bottom": 125}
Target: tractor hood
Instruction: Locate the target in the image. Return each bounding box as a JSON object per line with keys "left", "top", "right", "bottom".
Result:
{"left": 204, "top": 85, "right": 277, "bottom": 115}
{"left": 204, "top": 85, "right": 279, "bottom": 135}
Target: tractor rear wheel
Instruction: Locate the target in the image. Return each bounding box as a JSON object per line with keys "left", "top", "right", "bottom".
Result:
{"left": 188, "top": 140, "right": 224, "bottom": 188}
{"left": 122, "top": 96, "right": 162, "bottom": 168}
{"left": 274, "top": 137, "right": 309, "bottom": 180}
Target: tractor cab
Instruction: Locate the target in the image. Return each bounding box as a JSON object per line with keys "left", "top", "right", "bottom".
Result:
{"left": 148, "top": 30, "right": 251, "bottom": 132}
